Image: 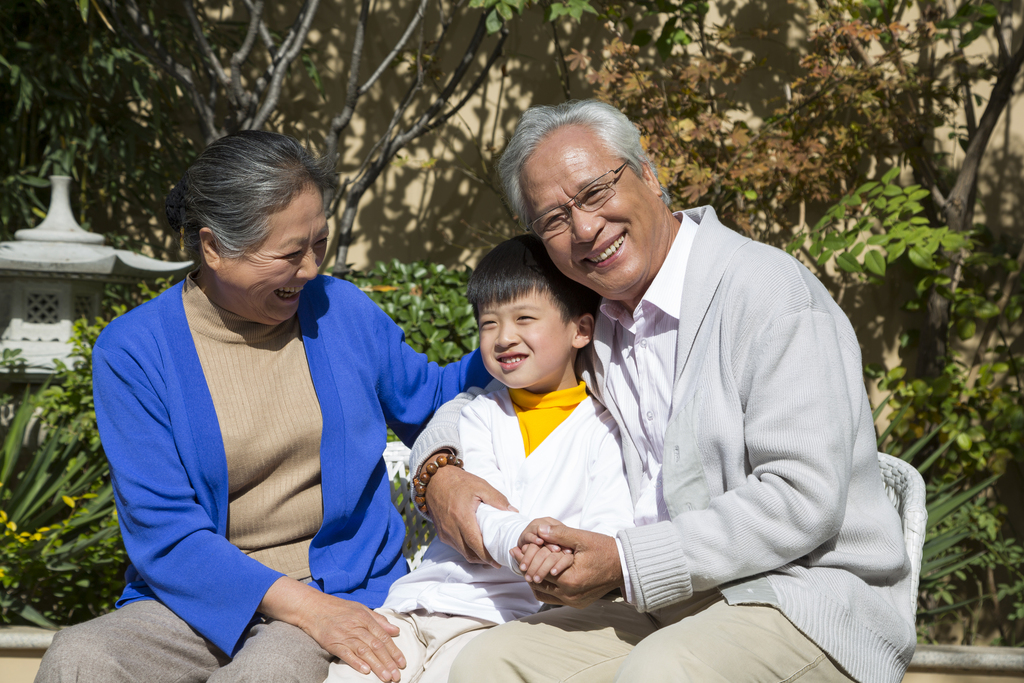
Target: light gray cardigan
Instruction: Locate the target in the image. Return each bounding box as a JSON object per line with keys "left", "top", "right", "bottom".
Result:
{"left": 411, "top": 206, "right": 916, "bottom": 683}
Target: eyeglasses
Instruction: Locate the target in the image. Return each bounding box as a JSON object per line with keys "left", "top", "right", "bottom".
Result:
{"left": 528, "top": 162, "right": 630, "bottom": 237}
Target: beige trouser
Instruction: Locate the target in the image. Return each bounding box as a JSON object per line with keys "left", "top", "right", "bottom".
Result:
{"left": 324, "top": 609, "right": 495, "bottom": 683}
{"left": 448, "top": 592, "right": 855, "bottom": 683}
{"left": 35, "top": 599, "right": 333, "bottom": 683}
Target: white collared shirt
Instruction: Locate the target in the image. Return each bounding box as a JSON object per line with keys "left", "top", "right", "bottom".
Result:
{"left": 608, "top": 210, "right": 698, "bottom": 599}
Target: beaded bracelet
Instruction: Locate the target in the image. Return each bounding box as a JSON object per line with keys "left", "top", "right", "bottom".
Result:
{"left": 413, "top": 450, "right": 464, "bottom": 514}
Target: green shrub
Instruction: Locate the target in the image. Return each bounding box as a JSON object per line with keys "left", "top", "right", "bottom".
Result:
{"left": 0, "top": 278, "right": 173, "bottom": 627}
{"left": 346, "top": 260, "right": 479, "bottom": 364}
{"left": 0, "top": 392, "right": 124, "bottom": 627}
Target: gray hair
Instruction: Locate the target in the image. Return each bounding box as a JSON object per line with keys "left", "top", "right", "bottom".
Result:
{"left": 173, "top": 130, "right": 335, "bottom": 259}
{"left": 496, "top": 100, "right": 671, "bottom": 228}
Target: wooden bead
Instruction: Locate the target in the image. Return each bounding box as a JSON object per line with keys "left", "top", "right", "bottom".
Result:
{"left": 419, "top": 471, "right": 430, "bottom": 483}
{"left": 425, "top": 462, "right": 438, "bottom": 475}
{"left": 414, "top": 484, "right": 426, "bottom": 495}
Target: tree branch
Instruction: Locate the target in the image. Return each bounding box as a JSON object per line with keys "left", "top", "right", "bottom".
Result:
{"left": 250, "top": 0, "right": 321, "bottom": 130}
{"left": 229, "top": 0, "right": 265, "bottom": 117}
{"left": 943, "top": 37, "right": 1024, "bottom": 232}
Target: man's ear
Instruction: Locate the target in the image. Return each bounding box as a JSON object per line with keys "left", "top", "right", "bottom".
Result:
{"left": 640, "top": 162, "right": 663, "bottom": 197}
{"left": 198, "top": 227, "right": 223, "bottom": 272}
{"left": 572, "top": 313, "right": 595, "bottom": 349}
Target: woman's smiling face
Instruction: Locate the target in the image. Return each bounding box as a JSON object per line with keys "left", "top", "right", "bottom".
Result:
{"left": 197, "top": 187, "right": 329, "bottom": 325}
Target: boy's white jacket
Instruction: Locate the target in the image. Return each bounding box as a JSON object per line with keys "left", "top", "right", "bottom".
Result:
{"left": 383, "top": 387, "right": 634, "bottom": 624}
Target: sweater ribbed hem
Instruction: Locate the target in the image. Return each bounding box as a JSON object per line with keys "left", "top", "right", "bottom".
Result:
{"left": 619, "top": 521, "right": 692, "bottom": 612}
{"left": 769, "top": 578, "right": 915, "bottom": 683}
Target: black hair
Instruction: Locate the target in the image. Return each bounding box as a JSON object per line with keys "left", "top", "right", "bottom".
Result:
{"left": 467, "top": 234, "right": 601, "bottom": 323}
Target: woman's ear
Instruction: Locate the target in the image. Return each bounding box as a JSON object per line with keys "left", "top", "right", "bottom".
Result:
{"left": 572, "top": 313, "right": 595, "bottom": 349}
{"left": 198, "top": 227, "right": 222, "bottom": 271}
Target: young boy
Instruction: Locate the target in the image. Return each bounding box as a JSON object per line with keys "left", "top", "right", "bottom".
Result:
{"left": 325, "top": 234, "right": 633, "bottom": 683}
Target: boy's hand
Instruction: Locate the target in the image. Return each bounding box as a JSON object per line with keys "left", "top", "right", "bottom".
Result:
{"left": 511, "top": 543, "right": 574, "bottom": 584}
{"left": 517, "top": 517, "right": 567, "bottom": 553}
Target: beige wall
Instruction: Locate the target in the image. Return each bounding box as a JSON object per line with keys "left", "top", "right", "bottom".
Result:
{"left": 266, "top": 1, "right": 597, "bottom": 271}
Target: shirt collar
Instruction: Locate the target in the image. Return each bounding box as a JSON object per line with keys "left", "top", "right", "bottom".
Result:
{"left": 600, "top": 210, "right": 699, "bottom": 329}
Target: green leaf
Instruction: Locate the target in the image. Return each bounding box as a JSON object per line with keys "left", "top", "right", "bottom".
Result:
{"left": 17, "top": 174, "right": 51, "bottom": 188}
{"left": 632, "top": 29, "right": 653, "bottom": 46}
{"left": 301, "top": 54, "right": 325, "bottom": 99}
{"left": 908, "top": 246, "right": 937, "bottom": 270}
{"left": 836, "top": 252, "right": 863, "bottom": 273}
{"left": 743, "top": 189, "right": 757, "bottom": 201}
{"left": 864, "top": 250, "right": 886, "bottom": 277}
{"left": 485, "top": 8, "right": 503, "bottom": 33}
{"left": 956, "top": 318, "right": 976, "bottom": 340}
{"left": 881, "top": 167, "right": 901, "bottom": 183}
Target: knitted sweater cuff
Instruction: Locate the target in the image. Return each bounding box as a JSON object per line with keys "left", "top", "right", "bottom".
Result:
{"left": 619, "top": 521, "right": 692, "bottom": 612}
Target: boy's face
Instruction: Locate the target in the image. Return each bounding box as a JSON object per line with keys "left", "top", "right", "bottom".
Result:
{"left": 477, "top": 290, "right": 594, "bottom": 394}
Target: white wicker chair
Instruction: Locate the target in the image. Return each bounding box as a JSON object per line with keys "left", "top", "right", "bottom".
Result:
{"left": 383, "top": 442, "right": 434, "bottom": 570}
{"left": 876, "top": 451, "right": 928, "bottom": 618}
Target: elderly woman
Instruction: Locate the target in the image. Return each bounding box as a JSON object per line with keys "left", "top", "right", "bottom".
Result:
{"left": 37, "top": 131, "right": 489, "bottom": 683}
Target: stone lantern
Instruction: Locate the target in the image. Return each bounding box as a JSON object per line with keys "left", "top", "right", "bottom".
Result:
{"left": 0, "top": 176, "right": 192, "bottom": 381}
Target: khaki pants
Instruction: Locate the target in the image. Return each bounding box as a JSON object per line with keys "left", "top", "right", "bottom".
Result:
{"left": 449, "top": 593, "right": 855, "bottom": 683}
{"left": 325, "top": 609, "right": 495, "bottom": 683}
{"left": 35, "top": 599, "right": 333, "bottom": 683}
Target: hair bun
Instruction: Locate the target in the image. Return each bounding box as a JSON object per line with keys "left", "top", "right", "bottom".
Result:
{"left": 165, "top": 174, "right": 189, "bottom": 231}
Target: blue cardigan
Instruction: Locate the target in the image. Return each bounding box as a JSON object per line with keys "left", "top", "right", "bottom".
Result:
{"left": 93, "top": 275, "right": 488, "bottom": 657}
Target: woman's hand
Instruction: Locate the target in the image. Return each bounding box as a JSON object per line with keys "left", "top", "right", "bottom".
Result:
{"left": 423, "top": 459, "right": 515, "bottom": 567}
{"left": 259, "top": 576, "right": 406, "bottom": 682}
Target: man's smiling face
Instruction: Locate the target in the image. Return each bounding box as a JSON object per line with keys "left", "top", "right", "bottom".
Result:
{"left": 520, "top": 126, "right": 678, "bottom": 309}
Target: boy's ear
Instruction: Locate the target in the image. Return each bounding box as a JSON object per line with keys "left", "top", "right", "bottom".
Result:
{"left": 572, "top": 313, "right": 595, "bottom": 349}
{"left": 198, "top": 227, "right": 223, "bottom": 271}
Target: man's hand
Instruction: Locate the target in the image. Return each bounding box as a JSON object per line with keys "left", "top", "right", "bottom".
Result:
{"left": 513, "top": 523, "right": 624, "bottom": 609}
{"left": 423, "top": 458, "right": 515, "bottom": 567}
{"left": 260, "top": 577, "right": 405, "bottom": 682}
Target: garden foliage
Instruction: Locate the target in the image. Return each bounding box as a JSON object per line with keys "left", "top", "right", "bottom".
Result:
{"left": 0, "top": 279, "right": 172, "bottom": 627}
{"left": 0, "top": 394, "right": 123, "bottom": 627}
{"left": 0, "top": 0, "right": 193, "bottom": 251}
{"left": 346, "top": 260, "right": 478, "bottom": 366}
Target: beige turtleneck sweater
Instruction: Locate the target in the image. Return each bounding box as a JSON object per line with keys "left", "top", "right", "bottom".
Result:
{"left": 182, "top": 276, "right": 323, "bottom": 582}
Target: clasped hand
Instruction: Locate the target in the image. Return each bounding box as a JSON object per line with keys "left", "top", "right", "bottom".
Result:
{"left": 509, "top": 518, "right": 625, "bottom": 609}
{"left": 512, "top": 517, "right": 575, "bottom": 584}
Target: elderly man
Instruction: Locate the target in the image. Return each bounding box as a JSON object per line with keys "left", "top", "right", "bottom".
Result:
{"left": 409, "top": 100, "right": 916, "bottom": 683}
